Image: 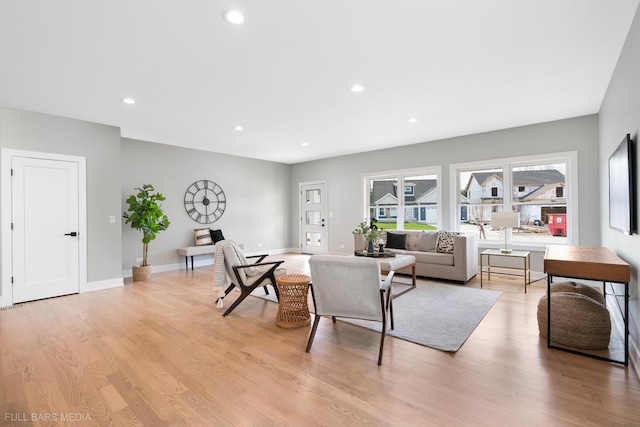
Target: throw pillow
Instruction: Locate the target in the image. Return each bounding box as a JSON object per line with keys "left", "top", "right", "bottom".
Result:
{"left": 385, "top": 232, "right": 407, "bottom": 250}
{"left": 436, "top": 231, "right": 458, "bottom": 254}
{"left": 195, "top": 228, "right": 213, "bottom": 246}
{"left": 418, "top": 231, "right": 438, "bottom": 252}
{"left": 210, "top": 229, "right": 225, "bottom": 243}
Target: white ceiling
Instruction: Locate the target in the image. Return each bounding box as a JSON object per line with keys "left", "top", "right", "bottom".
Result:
{"left": 1, "top": 1, "right": 638, "bottom": 164}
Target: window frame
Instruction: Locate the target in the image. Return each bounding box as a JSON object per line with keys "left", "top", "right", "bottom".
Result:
{"left": 361, "top": 166, "right": 442, "bottom": 230}
{"left": 450, "top": 151, "right": 579, "bottom": 249}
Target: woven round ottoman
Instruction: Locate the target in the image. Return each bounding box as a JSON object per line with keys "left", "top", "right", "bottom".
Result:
{"left": 537, "top": 282, "right": 611, "bottom": 349}
{"left": 275, "top": 274, "right": 311, "bottom": 329}
{"left": 547, "top": 281, "right": 605, "bottom": 305}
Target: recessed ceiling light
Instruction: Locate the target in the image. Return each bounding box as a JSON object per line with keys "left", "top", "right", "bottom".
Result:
{"left": 408, "top": 118, "right": 418, "bottom": 123}
{"left": 222, "top": 9, "right": 244, "bottom": 24}
{"left": 350, "top": 84, "right": 365, "bottom": 93}
{"left": 234, "top": 125, "right": 243, "bottom": 131}
{"left": 301, "top": 142, "right": 309, "bottom": 146}
{"left": 121, "top": 97, "right": 135, "bottom": 104}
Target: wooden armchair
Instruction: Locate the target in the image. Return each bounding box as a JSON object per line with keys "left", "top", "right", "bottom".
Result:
{"left": 214, "top": 240, "right": 286, "bottom": 316}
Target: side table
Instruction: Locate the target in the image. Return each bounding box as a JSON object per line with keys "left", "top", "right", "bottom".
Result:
{"left": 480, "top": 249, "right": 531, "bottom": 293}
{"left": 275, "top": 274, "right": 311, "bottom": 329}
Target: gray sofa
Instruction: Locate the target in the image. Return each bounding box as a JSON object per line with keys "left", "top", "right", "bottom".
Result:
{"left": 382, "top": 230, "right": 478, "bottom": 283}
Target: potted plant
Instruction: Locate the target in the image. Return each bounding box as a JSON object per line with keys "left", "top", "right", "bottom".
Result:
{"left": 123, "top": 184, "right": 170, "bottom": 280}
{"left": 353, "top": 219, "right": 385, "bottom": 254}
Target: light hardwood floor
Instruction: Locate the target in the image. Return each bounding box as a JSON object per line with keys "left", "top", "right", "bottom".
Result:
{"left": 1, "top": 253, "right": 639, "bottom": 426}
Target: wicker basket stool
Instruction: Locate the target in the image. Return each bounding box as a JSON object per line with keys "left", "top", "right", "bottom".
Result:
{"left": 275, "top": 274, "right": 311, "bottom": 329}
{"left": 537, "top": 281, "right": 611, "bottom": 349}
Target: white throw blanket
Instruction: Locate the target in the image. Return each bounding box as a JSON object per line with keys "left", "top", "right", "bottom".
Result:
{"left": 213, "top": 240, "right": 264, "bottom": 308}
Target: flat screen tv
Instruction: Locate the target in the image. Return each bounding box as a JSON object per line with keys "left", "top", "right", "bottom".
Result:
{"left": 608, "top": 134, "right": 634, "bottom": 235}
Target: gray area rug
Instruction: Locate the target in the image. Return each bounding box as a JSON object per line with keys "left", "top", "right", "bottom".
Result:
{"left": 251, "top": 282, "right": 501, "bottom": 352}
{"left": 342, "top": 283, "right": 501, "bottom": 352}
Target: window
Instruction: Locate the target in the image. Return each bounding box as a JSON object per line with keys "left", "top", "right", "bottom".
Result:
{"left": 453, "top": 152, "right": 577, "bottom": 247}
{"left": 363, "top": 167, "right": 441, "bottom": 231}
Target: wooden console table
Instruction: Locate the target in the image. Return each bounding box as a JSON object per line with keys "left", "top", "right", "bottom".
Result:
{"left": 543, "top": 245, "right": 630, "bottom": 366}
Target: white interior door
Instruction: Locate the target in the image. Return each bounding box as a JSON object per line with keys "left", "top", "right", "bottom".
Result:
{"left": 12, "top": 157, "right": 80, "bottom": 303}
{"left": 300, "top": 182, "right": 327, "bottom": 254}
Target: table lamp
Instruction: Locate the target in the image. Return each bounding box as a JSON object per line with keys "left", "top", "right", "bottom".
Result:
{"left": 491, "top": 212, "right": 519, "bottom": 253}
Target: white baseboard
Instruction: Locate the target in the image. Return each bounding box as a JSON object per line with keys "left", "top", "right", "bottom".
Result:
{"left": 84, "top": 278, "right": 124, "bottom": 292}
{"left": 122, "top": 247, "right": 296, "bottom": 278}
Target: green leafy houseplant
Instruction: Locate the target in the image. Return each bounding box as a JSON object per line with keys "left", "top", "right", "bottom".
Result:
{"left": 353, "top": 220, "right": 385, "bottom": 253}
{"left": 353, "top": 219, "right": 384, "bottom": 242}
{"left": 123, "top": 184, "right": 170, "bottom": 269}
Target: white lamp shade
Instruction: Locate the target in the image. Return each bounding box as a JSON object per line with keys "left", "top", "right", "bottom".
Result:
{"left": 491, "top": 212, "right": 520, "bottom": 228}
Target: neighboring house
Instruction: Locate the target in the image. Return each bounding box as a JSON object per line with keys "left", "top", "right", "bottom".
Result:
{"left": 463, "top": 170, "right": 566, "bottom": 224}
{"left": 370, "top": 179, "right": 438, "bottom": 224}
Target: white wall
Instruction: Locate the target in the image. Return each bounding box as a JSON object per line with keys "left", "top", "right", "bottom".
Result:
{"left": 289, "top": 114, "right": 600, "bottom": 274}
{"left": 0, "top": 107, "right": 123, "bottom": 292}
{"left": 599, "top": 4, "right": 640, "bottom": 376}
{"left": 121, "top": 138, "right": 291, "bottom": 274}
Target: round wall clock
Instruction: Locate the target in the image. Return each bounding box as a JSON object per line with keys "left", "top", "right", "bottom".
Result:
{"left": 184, "top": 180, "right": 226, "bottom": 224}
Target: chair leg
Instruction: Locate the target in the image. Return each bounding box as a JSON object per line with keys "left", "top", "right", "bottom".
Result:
{"left": 378, "top": 290, "right": 390, "bottom": 365}
{"left": 306, "top": 314, "right": 322, "bottom": 352}
{"left": 378, "top": 317, "right": 387, "bottom": 366}
{"left": 389, "top": 293, "right": 394, "bottom": 330}
{"left": 222, "top": 289, "right": 251, "bottom": 316}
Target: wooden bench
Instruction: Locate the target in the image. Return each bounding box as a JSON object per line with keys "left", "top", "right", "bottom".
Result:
{"left": 177, "top": 245, "right": 216, "bottom": 270}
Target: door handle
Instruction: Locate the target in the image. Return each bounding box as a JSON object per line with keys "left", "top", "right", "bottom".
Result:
{"left": 65, "top": 232, "right": 78, "bottom": 237}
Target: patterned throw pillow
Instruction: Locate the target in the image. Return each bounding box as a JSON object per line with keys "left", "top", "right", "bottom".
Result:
{"left": 195, "top": 228, "right": 213, "bottom": 246}
{"left": 436, "top": 231, "right": 458, "bottom": 254}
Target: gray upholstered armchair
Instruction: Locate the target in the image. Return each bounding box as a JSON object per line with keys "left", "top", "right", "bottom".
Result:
{"left": 306, "top": 255, "right": 395, "bottom": 365}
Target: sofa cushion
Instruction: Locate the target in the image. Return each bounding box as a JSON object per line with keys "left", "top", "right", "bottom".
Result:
{"left": 412, "top": 251, "right": 454, "bottom": 266}
{"left": 386, "top": 232, "right": 407, "bottom": 249}
{"left": 418, "top": 231, "right": 438, "bottom": 251}
{"left": 404, "top": 231, "right": 420, "bottom": 251}
{"left": 436, "top": 231, "right": 458, "bottom": 253}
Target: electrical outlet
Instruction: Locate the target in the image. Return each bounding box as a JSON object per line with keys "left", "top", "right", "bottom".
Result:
{"left": 239, "top": 243, "right": 244, "bottom": 249}
{"left": 339, "top": 244, "right": 345, "bottom": 249}
{"left": 136, "top": 257, "right": 142, "bottom": 263}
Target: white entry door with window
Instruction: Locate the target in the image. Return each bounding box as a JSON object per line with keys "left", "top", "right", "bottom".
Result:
{"left": 300, "top": 182, "right": 327, "bottom": 254}
{"left": 11, "top": 156, "right": 81, "bottom": 303}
